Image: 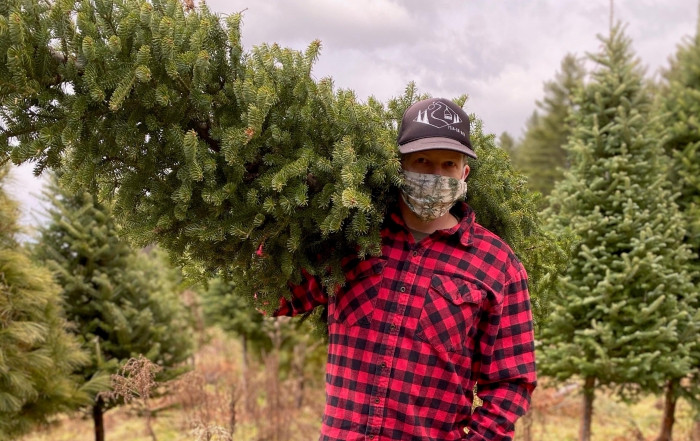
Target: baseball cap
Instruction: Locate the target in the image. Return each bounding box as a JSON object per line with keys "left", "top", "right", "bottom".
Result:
{"left": 396, "top": 98, "right": 476, "bottom": 159}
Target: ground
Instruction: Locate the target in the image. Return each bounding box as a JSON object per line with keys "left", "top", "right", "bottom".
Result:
{"left": 20, "top": 328, "right": 699, "bottom": 441}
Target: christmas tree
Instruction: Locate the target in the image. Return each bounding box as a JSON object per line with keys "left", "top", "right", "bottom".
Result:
{"left": 201, "top": 277, "right": 268, "bottom": 354}
{"left": 33, "top": 176, "right": 192, "bottom": 441}
{"left": 539, "top": 25, "right": 699, "bottom": 441}
{"left": 201, "top": 277, "right": 327, "bottom": 408}
{"left": 655, "top": 10, "right": 700, "bottom": 440}
{"left": 658, "top": 11, "right": 700, "bottom": 284}
{"left": 0, "top": 0, "right": 564, "bottom": 324}
{"left": 497, "top": 131, "right": 516, "bottom": 159}
{"left": 515, "top": 54, "right": 586, "bottom": 200}
{"left": 0, "top": 167, "right": 104, "bottom": 439}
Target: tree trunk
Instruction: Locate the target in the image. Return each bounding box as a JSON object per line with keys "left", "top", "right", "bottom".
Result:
{"left": 93, "top": 396, "right": 105, "bottom": 441}
{"left": 293, "top": 340, "right": 306, "bottom": 408}
{"left": 241, "top": 335, "right": 250, "bottom": 415}
{"left": 579, "top": 376, "right": 595, "bottom": 441}
{"left": 656, "top": 379, "right": 678, "bottom": 441}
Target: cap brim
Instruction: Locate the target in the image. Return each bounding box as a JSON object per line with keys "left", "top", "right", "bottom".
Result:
{"left": 398, "top": 137, "right": 477, "bottom": 159}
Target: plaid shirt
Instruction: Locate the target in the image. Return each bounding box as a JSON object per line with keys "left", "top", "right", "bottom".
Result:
{"left": 276, "top": 202, "right": 536, "bottom": 440}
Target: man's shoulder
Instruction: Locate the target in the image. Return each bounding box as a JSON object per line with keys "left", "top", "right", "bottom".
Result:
{"left": 467, "top": 220, "right": 525, "bottom": 275}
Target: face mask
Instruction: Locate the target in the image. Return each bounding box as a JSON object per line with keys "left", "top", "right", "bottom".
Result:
{"left": 400, "top": 170, "right": 468, "bottom": 222}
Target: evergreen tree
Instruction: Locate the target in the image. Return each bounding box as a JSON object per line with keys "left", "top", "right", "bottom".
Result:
{"left": 201, "top": 275, "right": 327, "bottom": 356}
{"left": 539, "top": 25, "right": 699, "bottom": 441}
{"left": 201, "top": 277, "right": 268, "bottom": 355}
{"left": 0, "top": 167, "right": 104, "bottom": 439}
{"left": 515, "top": 54, "right": 585, "bottom": 199}
{"left": 0, "top": 0, "right": 565, "bottom": 325}
{"left": 201, "top": 277, "right": 326, "bottom": 398}
{"left": 656, "top": 11, "right": 700, "bottom": 440}
{"left": 497, "top": 131, "right": 516, "bottom": 159}
{"left": 33, "top": 177, "right": 192, "bottom": 441}
{"left": 658, "top": 12, "right": 700, "bottom": 283}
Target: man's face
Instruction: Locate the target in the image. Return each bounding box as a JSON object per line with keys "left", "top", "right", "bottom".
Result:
{"left": 401, "top": 149, "right": 470, "bottom": 181}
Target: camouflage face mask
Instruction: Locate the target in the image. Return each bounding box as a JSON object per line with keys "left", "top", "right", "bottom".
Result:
{"left": 400, "top": 170, "right": 468, "bottom": 222}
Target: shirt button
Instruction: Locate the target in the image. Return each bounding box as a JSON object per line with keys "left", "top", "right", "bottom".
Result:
{"left": 369, "top": 436, "right": 374, "bottom": 440}
{"left": 374, "top": 398, "right": 380, "bottom": 403}
{"left": 412, "top": 251, "right": 418, "bottom": 257}
{"left": 390, "top": 324, "right": 396, "bottom": 330}
{"left": 400, "top": 286, "right": 406, "bottom": 292}
{"left": 381, "top": 362, "right": 387, "bottom": 368}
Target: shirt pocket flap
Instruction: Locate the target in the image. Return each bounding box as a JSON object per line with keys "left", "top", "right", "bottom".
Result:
{"left": 430, "top": 274, "right": 483, "bottom": 306}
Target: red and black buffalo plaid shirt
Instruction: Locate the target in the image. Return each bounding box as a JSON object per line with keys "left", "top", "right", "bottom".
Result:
{"left": 275, "top": 202, "right": 536, "bottom": 440}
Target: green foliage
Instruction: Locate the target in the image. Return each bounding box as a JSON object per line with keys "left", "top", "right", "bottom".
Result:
{"left": 0, "top": 0, "right": 563, "bottom": 325}
{"left": 201, "top": 277, "right": 327, "bottom": 381}
{"left": 657, "top": 23, "right": 700, "bottom": 282}
{"left": 0, "top": 166, "right": 101, "bottom": 439}
{"left": 32, "top": 176, "right": 192, "bottom": 414}
{"left": 514, "top": 54, "right": 586, "bottom": 200}
{"left": 540, "top": 25, "right": 700, "bottom": 402}
{"left": 201, "top": 277, "right": 268, "bottom": 350}
{"left": 497, "top": 131, "right": 516, "bottom": 159}
{"left": 459, "top": 114, "right": 566, "bottom": 323}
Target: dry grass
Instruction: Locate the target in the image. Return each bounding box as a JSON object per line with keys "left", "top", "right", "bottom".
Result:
{"left": 515, "top": 381, "right": 698, "bottom": 441}
{"left": 20, "top": 328, "right": 700, "bottom": 441}
{"left": 21, "top": 327, "right": 324, "bottom": 441}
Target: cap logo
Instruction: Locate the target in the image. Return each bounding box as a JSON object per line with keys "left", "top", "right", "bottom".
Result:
{"left": 413, "top": 101, "right": 466, "bottom": 137}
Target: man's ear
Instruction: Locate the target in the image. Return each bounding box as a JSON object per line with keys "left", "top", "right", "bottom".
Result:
{"left": 462, "top": 164, "right": 470, "bottom": 181}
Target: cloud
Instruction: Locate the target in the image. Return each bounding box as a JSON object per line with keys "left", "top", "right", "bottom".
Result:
{"left": 7, "top": 0, "right": 700, "bottom": 230}
{"left": 4, "top": 164, "right": 48, "bottom": 239}
{"left": 205, "top": 0, "right": 438, "bottom": 51}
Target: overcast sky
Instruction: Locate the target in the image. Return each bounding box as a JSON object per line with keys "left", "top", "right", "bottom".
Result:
{"left": 6, "top": 0, "right": 699, "bottom": 231}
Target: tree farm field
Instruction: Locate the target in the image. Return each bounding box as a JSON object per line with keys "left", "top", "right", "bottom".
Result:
{"left": 20, "top": 326, "right": 327, "bottom": 441}
{"left": 3, "top": 2, "right": 700, "bottom": 439}
{"left": 19, "top": 326, "right": 698, "bottom": 441}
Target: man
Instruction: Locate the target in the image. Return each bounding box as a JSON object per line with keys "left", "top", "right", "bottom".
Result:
{"left": 276, "top": 98, "right": 536, "bottom": 440}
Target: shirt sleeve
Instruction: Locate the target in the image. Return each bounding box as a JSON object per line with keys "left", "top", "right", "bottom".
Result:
{"left": 273, "top": 268, "right": 328, "bottom": 317}
{"left": 466, "top": 265, "right": 537, "bottom": 440}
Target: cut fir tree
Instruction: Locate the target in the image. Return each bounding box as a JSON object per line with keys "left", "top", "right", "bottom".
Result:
{"left": 539, "top": 24, "right": 699, "bottom": 441}
{"left": 0, "top": 0, "right": 564, "bottom": 325}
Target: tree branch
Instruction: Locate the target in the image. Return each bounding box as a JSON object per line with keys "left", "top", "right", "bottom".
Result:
{"left": 193, "top": 121, "right": 220, "bottom": 152}
{"left": 2, "top": 125, "right": 39, "bottom": 139}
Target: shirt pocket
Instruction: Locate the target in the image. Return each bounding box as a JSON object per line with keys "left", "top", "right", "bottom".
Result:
{"left": 331, "top": 256, "right": 387, "bottom": 328}
{"left": 416, "top": 274, "right": 484, "bottom": 353}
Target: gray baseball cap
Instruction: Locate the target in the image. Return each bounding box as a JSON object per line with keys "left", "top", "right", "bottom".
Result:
{"left": 396, "top": 98, "right": 476, "bottom": 159}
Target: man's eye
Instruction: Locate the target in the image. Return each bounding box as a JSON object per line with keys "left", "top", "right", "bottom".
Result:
{"left": 445, "top": 162, "right": 456, "bottom": 167}
{"left": 417, "top": 158, "right": 427, "bottom": 163}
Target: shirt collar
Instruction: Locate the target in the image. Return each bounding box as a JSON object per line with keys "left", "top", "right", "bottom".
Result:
{"left": 388, "top": 201, "right": 475, "bottom": 248}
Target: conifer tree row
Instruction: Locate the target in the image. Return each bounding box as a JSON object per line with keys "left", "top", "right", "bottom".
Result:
{"left": 539, "top": 25, "right": 699, "bottom": 441}
{"left": 0, "top": 0, "right": 564, "bottom": 322}
{"left": 0, "top": 167, "right": 106, "bottom": 440}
